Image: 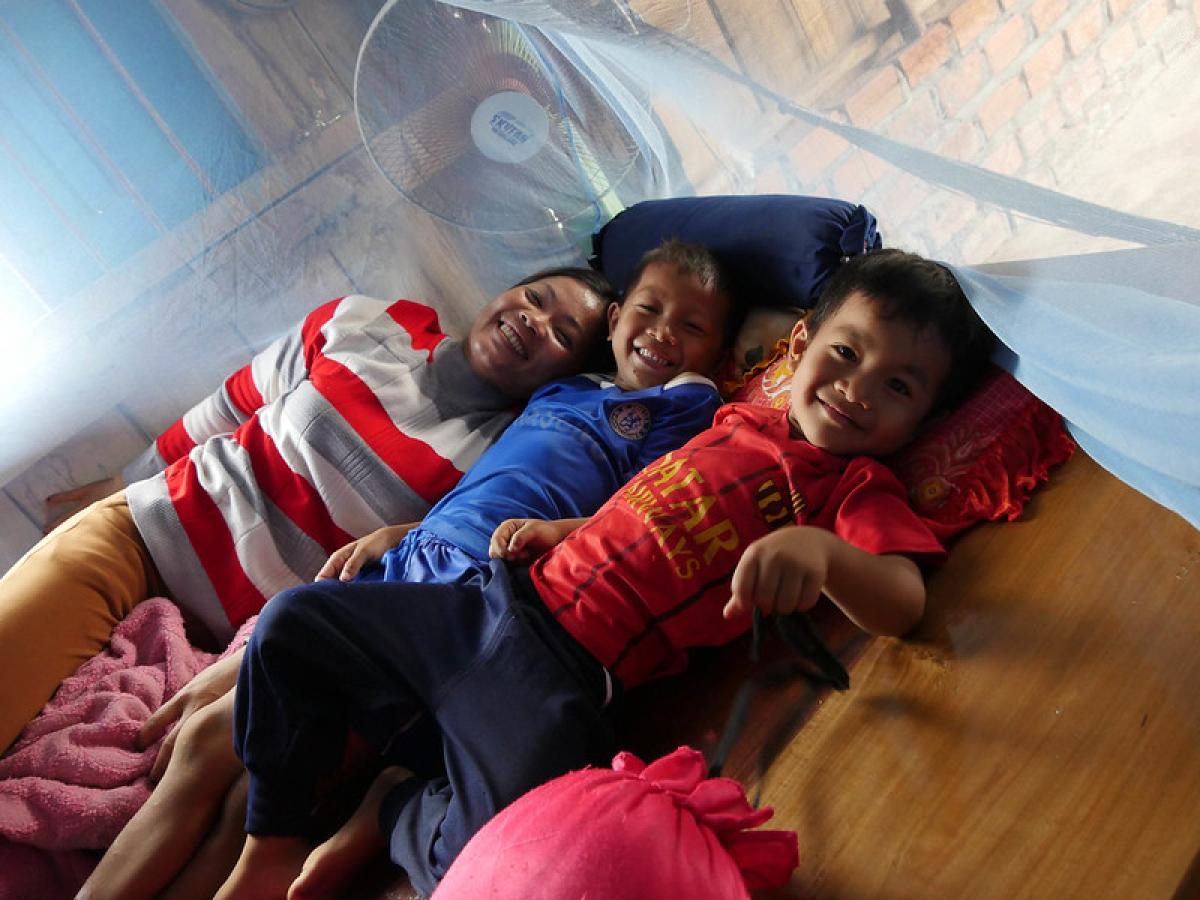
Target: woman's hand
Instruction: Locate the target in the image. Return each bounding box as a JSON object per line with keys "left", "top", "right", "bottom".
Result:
{"left": 138, "top": 648, "right": 243, "bottom": 781}
{"left": 315, "top": 523, "right": 417, "bottom": 582}
{"left": 44, "top": 475, "right": 125, "bottom": 533}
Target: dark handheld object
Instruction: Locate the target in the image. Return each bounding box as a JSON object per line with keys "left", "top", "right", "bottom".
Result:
{"left": 708, "top": 609, "right": 850, "bottom": 782}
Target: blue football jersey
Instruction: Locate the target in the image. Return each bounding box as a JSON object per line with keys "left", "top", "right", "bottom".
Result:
{"left": 410, "top": 373, "right": 721, "bottom": 562}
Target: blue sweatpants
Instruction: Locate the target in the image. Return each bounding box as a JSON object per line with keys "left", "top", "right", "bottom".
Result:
{"left": 233, "top": 561, "right": 616, "bottom": 897}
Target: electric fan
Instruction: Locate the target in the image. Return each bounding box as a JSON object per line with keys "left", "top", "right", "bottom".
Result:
{"left": 354, "top": 0, "right": 664, "bottom": 236}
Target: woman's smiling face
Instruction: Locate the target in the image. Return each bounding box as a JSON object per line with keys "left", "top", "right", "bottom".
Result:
{"left": 787, "top": 290, "right": 951, "bottom": 458}
{"left": 464, "top": 275, "right": 607, "bottom": 399}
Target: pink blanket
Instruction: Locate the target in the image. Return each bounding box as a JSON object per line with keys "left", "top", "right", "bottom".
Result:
{"left": 0, "top": 599, "right": 250, "bottom": 899}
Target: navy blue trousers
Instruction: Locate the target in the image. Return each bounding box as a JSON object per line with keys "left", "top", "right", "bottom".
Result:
{"left": 233, "top": 562, "right": 615, "bottom": 897}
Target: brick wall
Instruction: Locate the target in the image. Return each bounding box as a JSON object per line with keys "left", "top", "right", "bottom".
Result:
{"left": 758, "top": 0, "right": 1198, "bottom": 262}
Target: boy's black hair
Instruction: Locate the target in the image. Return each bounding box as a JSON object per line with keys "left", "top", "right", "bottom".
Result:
{"left": 622, "top": 238, "right": 746, "bottom": 350}
{"left": 808, "top": 249, "right": 996, "bottom": 412}
{"left": 514, "top": 266, "right": 620, "bottom": 372}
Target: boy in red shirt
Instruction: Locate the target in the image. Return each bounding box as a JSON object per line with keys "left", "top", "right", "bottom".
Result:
{"left": 215, "top": 249, "right": 995, "bottom": 899}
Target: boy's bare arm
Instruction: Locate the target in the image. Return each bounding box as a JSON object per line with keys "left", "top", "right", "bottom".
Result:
{"left": 726, "top": 525, "right": 926, "bottom": 637}
{"left": 489, "top": 517, "right": 589, "bottom": 563}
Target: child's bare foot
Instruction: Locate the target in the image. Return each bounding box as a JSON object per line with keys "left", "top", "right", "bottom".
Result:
{"left": 288, "top": 766, "right": 412, "bottom": 900}
{"left": 213, "top": 834, "right": 311, "bottom": 900}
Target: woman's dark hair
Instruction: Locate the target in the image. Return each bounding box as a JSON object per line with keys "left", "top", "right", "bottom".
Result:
{"left": 809, "top": 249, "right": 996, "bottom": 412}
{"left": 514, "top": 265, "right": 618, "bottom": 305}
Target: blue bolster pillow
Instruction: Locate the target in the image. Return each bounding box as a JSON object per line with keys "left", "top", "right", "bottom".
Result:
{"left": 590, "top": 194, "right": 883, "bottom": 309}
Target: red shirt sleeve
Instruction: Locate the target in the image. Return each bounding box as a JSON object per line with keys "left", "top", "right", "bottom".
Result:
{"left": 825, "top": 457, "right": 947, "bottom": 565}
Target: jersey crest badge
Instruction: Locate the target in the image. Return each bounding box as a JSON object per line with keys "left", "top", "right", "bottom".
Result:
{"left": 608, "top": 401, "right": 653, "bottom": 441}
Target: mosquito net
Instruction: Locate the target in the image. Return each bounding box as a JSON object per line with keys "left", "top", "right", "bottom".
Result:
{"left": 0, "top": 0, "right": 1196, "bottom": 566}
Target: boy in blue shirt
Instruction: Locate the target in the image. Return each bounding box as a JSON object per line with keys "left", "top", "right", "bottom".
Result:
{"left": 320, "top": 238, "right": 742, "bottom": 589}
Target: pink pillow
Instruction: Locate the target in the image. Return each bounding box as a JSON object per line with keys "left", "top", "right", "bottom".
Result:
{"left": 432, "top": 746, "right": 798, "bottom": 899}
{"left": 728, "top": 338, "right": 1076, "bottom": 541}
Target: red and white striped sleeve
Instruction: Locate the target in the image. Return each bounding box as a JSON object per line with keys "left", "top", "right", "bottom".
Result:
{"left": 124, "top": 298, "right": 345, "bottom": 482}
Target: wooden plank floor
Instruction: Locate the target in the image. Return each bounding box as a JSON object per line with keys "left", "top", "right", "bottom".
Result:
{"left": 358, "top": 448, "right": 1200, "bottom": 898}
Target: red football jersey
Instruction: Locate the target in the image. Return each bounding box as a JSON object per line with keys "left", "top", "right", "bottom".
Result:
{"left": 530, "top": 403, "right": 945, "bottom": 689}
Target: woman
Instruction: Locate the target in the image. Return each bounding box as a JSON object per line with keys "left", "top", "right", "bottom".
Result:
{"left": 0, "top": 266, "right": 615, "bottom": 753}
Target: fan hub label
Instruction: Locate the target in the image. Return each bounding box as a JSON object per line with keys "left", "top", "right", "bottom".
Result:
{"left": 471, "top": 91, "right": 549, "bottom": 164}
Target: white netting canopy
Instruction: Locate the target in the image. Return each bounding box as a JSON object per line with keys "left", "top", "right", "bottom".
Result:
{"left": 0, "top": 0, "right": 1197, "bottom": 562}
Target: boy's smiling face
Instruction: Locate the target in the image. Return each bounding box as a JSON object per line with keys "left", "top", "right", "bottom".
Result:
{"left": 608, "top": 261, "right": 729, "bottom": 391}
{"left": 788, "top": 290, "right": 952, "bottom": 457}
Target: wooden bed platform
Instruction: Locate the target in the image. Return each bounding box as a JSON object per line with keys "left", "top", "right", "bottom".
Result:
{"left": 360, "top": 448, "right": 1200, "bottom": 898}
{"left": 627, "top": 449, "right": 1200, "bottom": 899}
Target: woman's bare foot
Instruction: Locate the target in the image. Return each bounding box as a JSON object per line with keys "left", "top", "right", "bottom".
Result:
{"left": 288, "top": 766, "right": 412, "bottom": 900}
{"left": 213, "top": 834, "right": 311, "bottom": 900}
